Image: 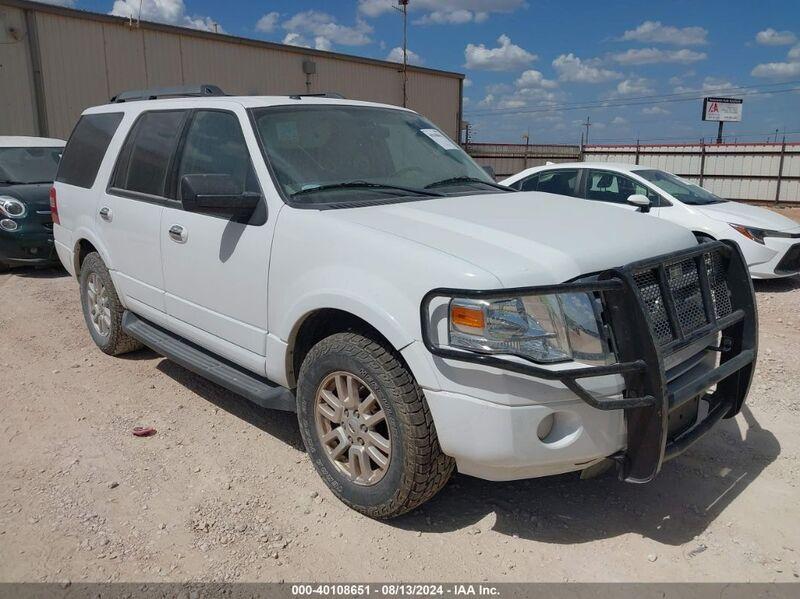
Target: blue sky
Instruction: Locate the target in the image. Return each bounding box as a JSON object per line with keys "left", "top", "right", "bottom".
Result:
{"left": 53, "top": 0, "right": 800, "bottom": 144}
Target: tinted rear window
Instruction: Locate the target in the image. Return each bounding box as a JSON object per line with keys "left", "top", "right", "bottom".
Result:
{"left": 56, "top": 112, "right": 123, "bottom": 188}
{"left": 112, "top": 110, "right": 186, "bottom": 198}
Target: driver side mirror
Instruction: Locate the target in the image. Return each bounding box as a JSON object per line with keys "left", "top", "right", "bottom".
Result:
{"left": 180, "top": 174, "right": 261, "bottom": 217}
{"left": 627, "top": 194, "right": 651, "bottom": 213}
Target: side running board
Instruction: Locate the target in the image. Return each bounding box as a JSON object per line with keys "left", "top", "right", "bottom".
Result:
{"left": 122, "top": 311, "right": 296, "bottom": 412}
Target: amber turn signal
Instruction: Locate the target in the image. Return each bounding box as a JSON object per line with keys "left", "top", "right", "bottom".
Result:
{"left": 451, "top": 304, "right": 485, "bottom": 329}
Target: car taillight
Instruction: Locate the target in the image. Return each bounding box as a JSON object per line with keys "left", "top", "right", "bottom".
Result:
{"left": 49, "top": 187, "right": 60, "bottom": 225}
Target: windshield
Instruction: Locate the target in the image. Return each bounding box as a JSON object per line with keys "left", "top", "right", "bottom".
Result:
{"left": 0, "top": 147, "right": 63, "bottom": 185}
{"left": 637, "top": 169, "right": 726, "bottom": 205}
{"left": 251, "top": 105, "right": 496, "bottom": 205}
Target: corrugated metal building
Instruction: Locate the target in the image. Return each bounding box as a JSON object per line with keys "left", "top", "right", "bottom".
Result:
{"left": 0, "top": 0, "right": 463, "bottom": 140}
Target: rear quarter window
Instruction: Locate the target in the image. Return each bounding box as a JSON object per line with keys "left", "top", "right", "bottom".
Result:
{"left": 56, "top": 112, "right": 124, "bottom": 189}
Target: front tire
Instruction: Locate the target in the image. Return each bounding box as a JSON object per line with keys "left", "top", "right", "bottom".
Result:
{"left": 296, "top": 332, "right": 454, "bottom": 519}
{"left": 79, "top": 252, "right": 142, "bottom": 356}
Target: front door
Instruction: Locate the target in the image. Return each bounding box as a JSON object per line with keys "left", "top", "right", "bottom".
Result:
{"left": 584, "top": 169, "right": 661, "bottom": 215}
{"left": 161, "top": 108, "right": 272, "bottom": 372}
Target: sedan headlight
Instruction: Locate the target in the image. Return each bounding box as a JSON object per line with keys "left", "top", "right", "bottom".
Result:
{"left": 0, "top": 196, "right": 27, "bottom": 219}
{"left": 729, "top": 223, "right": 796, "bottom": 245}
{"left": 448, "top": 291, "right": 614, "bottom": 365}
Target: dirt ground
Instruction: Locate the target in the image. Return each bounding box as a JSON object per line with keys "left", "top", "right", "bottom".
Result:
{"left": 1, "top": 225, "right": 799, "bottom": 583}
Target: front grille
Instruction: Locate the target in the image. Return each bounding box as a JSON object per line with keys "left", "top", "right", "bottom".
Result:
{"left": 633, "top": 248, "right": 732, "bottom": 347}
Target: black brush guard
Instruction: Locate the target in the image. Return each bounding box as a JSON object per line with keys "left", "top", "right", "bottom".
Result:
{"left": 420, "top": 240, "right": 757, "bottom": 483}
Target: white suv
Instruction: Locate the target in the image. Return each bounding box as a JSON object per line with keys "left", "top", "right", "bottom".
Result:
{"left": 53, "top": 86, "right": 758, "bottom": 518}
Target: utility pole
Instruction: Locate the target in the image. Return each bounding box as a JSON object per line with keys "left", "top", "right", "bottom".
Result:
{"left": 394, "top": 1, "right": 410, "bottom": 108}
{"left": 522, "top": 129, "right": 530, "bottom": 169}
{"left": 583, "top": 116, "right": 591, "bottom": 145}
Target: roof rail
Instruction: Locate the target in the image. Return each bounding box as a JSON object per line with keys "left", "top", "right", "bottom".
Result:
{"left": 110, "top": 84, "right": 226, "bottom": 103}
{"left": 288, "top": 92, "right": 345, "bottom": 100}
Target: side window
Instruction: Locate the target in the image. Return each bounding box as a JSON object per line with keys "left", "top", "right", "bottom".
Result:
{"left": 524, "top": 169, "right": 579, "bottom": 197}
{"left": 517, "top": 174, "right": 539, "bottom": 191}
{"left": 56, "top": 112, "right": 123, "bottom": 188}
{"left": 112, "top": 110, "right": 187, "bottom": 197}
{"left": 587, "top": 171, "right": 648, "bottom": 205}
{"left": 176, "top": 110, "right": 260, "bottom": 200}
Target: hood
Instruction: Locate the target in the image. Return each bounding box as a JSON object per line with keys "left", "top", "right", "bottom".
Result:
{"left": 327, "top": 192, "right": 698, "bottom": 286}
{"left": 0, "top": 183, "right": 52, "bottom": 211}
{"left": 696, "top": 201, "right": 800, "bottom": 232}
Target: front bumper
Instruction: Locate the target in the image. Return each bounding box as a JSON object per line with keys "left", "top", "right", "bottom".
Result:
{"left": 742, "top": 235, "right": 800, "bottom": 279}
{"left": 0, "top": 227, "right": 57, "bottom": 266}
{"left": 420, "top": 240, "right": 757, "bottom": 483}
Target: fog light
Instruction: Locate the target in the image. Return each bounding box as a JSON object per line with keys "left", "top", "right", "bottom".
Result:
{"left": 0, "top": 218, "right": 18, "bottom": 232}
{"left": 537, "top": 413, "right": 555, "bottom": 441}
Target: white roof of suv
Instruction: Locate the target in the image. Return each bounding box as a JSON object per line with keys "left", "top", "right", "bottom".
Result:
{"left": 0, "top": 136, "right": 66, "bottom": 148}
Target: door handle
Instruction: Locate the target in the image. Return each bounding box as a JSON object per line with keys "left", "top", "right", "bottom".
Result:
{"left": 168, "top": 224, "right": 187, "bottom": 243}
{"left": 99, "top": 206, "right": 112, "bottom": 222}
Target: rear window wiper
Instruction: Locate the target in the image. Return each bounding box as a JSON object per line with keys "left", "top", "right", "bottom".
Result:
{"left": 291, "top": 181, "right": 444, "bottom": 198}
{"left": 425, "top": 176, "right": 511, "bottom": 191}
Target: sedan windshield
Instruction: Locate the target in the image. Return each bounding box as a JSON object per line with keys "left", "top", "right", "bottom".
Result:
{"left": 251, "top": 105, "right": 497, "bottom": 205}
{"left": 637, "top": 169, "right": 726, "bottom": 205}
{"left": 0, "top": 147, "right": 63, "bottom": 185}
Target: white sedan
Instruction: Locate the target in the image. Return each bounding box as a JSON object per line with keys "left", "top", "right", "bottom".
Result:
{"left": 502, "top": 162, "right": 800, "bottom": 279}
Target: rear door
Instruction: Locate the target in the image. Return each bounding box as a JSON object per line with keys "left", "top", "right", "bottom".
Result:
{"left": 515, "top": 169, "right": 582, "bottom": 198}
{"left": 100, "top": 110, "right": 188, "bottom": 314}
{"left": 160, "top": 107, "right": 272, "bottom": 372}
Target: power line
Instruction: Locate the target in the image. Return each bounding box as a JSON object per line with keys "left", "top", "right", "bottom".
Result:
{"left": 465, "top": 80, "right": 800, "bottom": 117}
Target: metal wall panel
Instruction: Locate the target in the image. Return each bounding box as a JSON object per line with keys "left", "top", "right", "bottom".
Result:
{"left": 34, "top": 12, "right": 109, "bottom": 139}
{"left": 0, "top": 5, "right": 39, "bottom": 135}
{"left": 1, "top": 2, "right": 462, "bottom": 141}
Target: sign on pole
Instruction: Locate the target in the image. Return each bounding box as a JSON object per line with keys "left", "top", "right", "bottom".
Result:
{"left": 702, "top": 97, "right": 743, "bottom": 122}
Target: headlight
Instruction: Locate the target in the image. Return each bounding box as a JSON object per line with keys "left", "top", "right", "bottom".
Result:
{"left": 448, "top": 291, "right": 614, "bottom": 365}
{"left": 0, "top": 196, "right": 27, "bottom": 219}
{"left": 729, "top": 223, "right": 796, "bottom": 245}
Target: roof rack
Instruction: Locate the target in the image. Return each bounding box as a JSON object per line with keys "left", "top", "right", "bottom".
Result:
{"left": 110, "top": 84, "right": 226, "bottom": 103}
{"left": 288, "top": 92, "right": 345, "bottom": 100}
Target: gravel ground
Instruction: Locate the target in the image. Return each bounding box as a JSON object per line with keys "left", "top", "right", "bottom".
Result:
{"left": 0, "top": 221, "right": 798, "bottom": 583}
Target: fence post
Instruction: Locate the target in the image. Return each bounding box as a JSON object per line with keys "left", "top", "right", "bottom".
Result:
{"left": 699, "top": 141, "right": 706, "bottom": 187}
{"left": 635, "top": 139, "right": 640, "bottom": 165}
{"left": 775, "top": 136, "right": 786, "bottom": 204}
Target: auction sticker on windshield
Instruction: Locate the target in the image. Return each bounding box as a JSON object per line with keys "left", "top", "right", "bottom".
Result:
{"left": 421, "top": 128, "right": 459, "bottom": 150}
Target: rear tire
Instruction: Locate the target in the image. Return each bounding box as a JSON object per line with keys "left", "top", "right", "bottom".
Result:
{"left": 79, "top": 252, "right": 142, "bottom": 356}
{"left": 0, "top": 262, "right": 9, "bottom": 273}
{"left": 296, "top": 332, "right": 454, "bottom": 519}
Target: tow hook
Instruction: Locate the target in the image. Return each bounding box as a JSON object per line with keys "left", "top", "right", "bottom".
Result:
{"left": 706, "top": 337, "right": 734, "bottom": 353}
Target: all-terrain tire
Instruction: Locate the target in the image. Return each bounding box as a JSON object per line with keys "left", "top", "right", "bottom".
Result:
{"left": 79, "top": 252, "right": 142, "bottom": 356}
{"left": 296, "top": 332, "right": 454, "bottom": 519}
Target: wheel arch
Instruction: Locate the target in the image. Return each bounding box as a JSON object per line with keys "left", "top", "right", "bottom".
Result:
{"left": 71, "top": 230, "right": 113, "bottom": 278}
{"left": 285, "top": 307, "right": 410, "bottom": 389}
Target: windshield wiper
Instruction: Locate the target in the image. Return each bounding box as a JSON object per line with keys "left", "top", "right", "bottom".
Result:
{"left": 424, "top": 176, "right": 511, "bottom": 191}
{"left": 291, "top": 181, "right": 444, "bottom": 199}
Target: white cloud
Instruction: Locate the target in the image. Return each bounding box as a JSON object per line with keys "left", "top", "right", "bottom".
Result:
{"left": 282, "top": 10, "right": 372, "bottom": 51}
{"left": 477, "top": 94, "right": 495, "bottom": 108}
{"left": 359, "top": 0, "right": 524, "bottom": 22}
{"left": 552, "top": 53, "right": 622, "bottom": 83}
{"left": 111, "top": 0, "right": 222, "bottom": 32}
{"left": 751, "top": 44, "right": 800, "bottom": 78}
{"left": 751, "top": 60, "right": 800, "bottom": 78}
{"left": 256, "top": 12, "right": 280, "bottom": 33}
{"left": 385, "top": 47, "right": 425, "bottom": 65}
{"left": 415, "top": 9, "right": 489, "bottom": 25}
{"left": 615, "top": 77, "right": 654, "bottom": 95}
{"left": 463, "top": 77, "right": 473, "bottom": 87}
{"left": 515, "top": 69, "right": 558, "bottom": 89}
{"left": 642, "top": 106, "right": 670, "bottom": 115}
{"left": 464, "top": 35, "right": 537, "bottom": 71}
{"left": 610, "top": 116, "right": 628, "bottom": 126}
{"left": 611, "top": 48, "right": 707, "bottom": 65}
{"left": 755, "top": 28, "right": 797, "bottom": 46}
{"left": 620, "top": 21, "right": 708, "bottom": 45}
